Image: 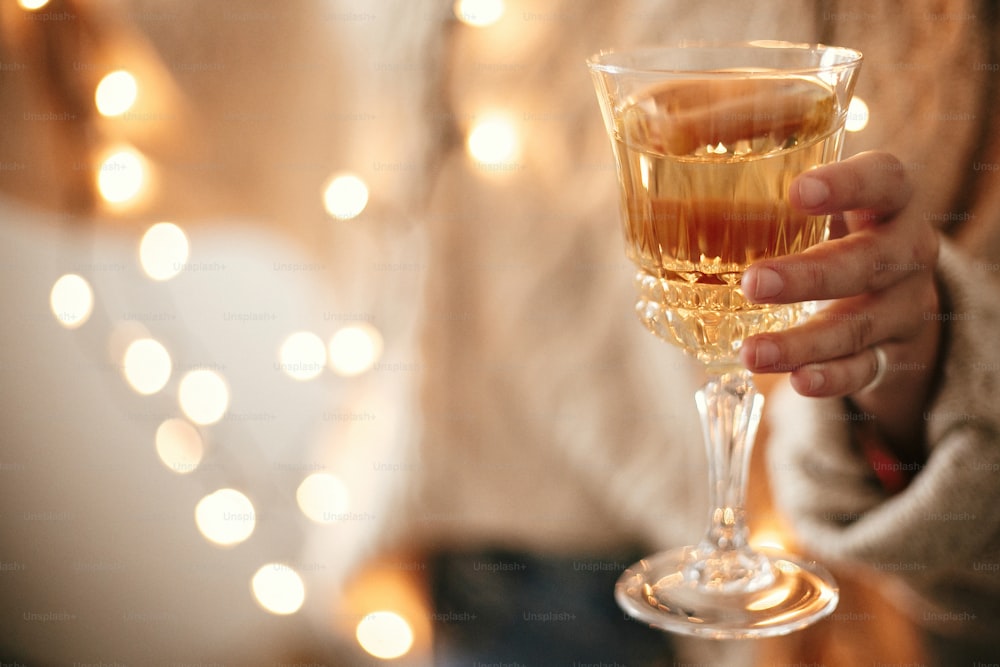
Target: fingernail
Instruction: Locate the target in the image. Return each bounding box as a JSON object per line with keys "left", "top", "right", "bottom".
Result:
{"left": 790, "top": 366, "right": 826, "bottom": 395}
{"left": 803, "top": 367, "right": 826, "bottom": 392}
{"left": 752, "top": 339, "right": 780, "bottom": 368}
{"left": 743, "top": 267, "right": 784, "bottom": 300}
{"left": 797, "top": 176, "right": 830, "bottom": 209}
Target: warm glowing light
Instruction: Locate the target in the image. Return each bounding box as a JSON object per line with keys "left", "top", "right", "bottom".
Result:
{"left": 453, "top": 0, "right": 504, "bottom": 26}
{"left": 122, "top": 337, "right": 172, "bottom": 395}
{"left": 467, "top": 115, "right": 518, "bottom": 164}
{"left": 296, "top": 473, "right": 350, "bottom": 524}
{"left": 155, "top": 418, "right": 204, "bottom": 474}
{"left": 846, "top": 96, "right": 869, "bottom": 132}
{"left": 251, "top": 564, "right": 306, "bottom": 615}
{"left": 194, "top": 488, "right": 255, "bottom": 546}
{"left": 140, "top": 222, "right": 189, "bottom": 281}
{"left": 95, "top": 70, "right": 138, "bottom": 117}
{"left": 17, "top": 0, "right": 50, "bottom": 10}
{"left": 323, "top": 173, "right": 369, "bottom": 220}
{"left": 97, "top": 147, "right": 146, "bottom": 204}
{"left": 355, "top": 611, "right": 415, "bottom": 659}
{"left": 178, "top": 369, "right": 229, "bottom": 425}
{"left": 327, "top": 323, "right": 383, "bottom": 377}
{"left": 50, "top": 274, "right": 94, "bottom": 329}
{"left": 746, "top": 584, "right": 794, "bottom": 611}
{"left": 639, "top": 153, "right": 651, "bottom": 190}
{"left": 279, "top": 331, "right": 327, "bottom": 381}
{"left": 750, "top": 531, "right": 787, "bottom": 551}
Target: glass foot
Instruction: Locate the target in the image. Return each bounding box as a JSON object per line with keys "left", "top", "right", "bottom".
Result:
{"left": 615, "top": 547, "right": 838, "bottom": 639}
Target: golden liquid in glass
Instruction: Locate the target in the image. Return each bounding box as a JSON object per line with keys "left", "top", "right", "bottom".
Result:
{"left": 613, "top": 77, "right": 844, "bottom": 365}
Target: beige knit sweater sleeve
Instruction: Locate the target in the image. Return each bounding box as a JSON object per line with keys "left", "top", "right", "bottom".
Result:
{"left": 767, "top": 239, "right": 1000, "bottom": 636}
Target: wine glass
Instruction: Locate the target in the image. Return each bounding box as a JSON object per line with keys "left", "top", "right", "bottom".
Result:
{"left": 587, "top": 42, "right": 863, "bottom": 639}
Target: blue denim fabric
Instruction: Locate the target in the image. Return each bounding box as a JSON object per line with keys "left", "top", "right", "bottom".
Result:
{"left": 429, "top": 549, "right": 677, "bottom": 666}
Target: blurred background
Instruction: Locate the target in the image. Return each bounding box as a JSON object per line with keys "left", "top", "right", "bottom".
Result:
{"left": 0, "top": 0, "right": 973, "bottom": 664}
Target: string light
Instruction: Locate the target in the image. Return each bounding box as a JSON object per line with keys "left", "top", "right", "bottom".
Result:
{"left": 466, "top": 114, "right": 519, "bottom": 166}
{"left": 328, "top": 323, "right": 383, "bottom": 377}
{"left": 194, "top": 488, "right": 256, "bottom": 547}
{"left": 37, "top": 13, "right": 439, "bottom": 654}
{"left": 278, "top": 331, "right": 327, "bottom": 381}
{"left": 97, "top": 146, "right": 147, "bottom": 205}
{"left": 453, "top": 0, "right": 505, "bottom": 26}
{"left": 17, "top": 0, "right": 50, "bottom": 10}
{"left": 178, "top": 369, "right": 230, "bottom": 425}
{"left": 155, "top": 418, "right": 204, "bottom": 474}
{"left": 251, "top": 564, "right": 306, "bottom": 615}
{"left": 95, "top": 70, "right": 139, "bottom": 117}
{"left": 122, "top": 337, "right": 172, "bottom": 395}
{"left": 295, "top": 472, "right": 350, "bottom": 524}
{"left": 355, "top": 611, "right": 415, "bottom": 659}
{"left": 322, "top": 173, "right": 369, "bottom": 220}
{"left": 50, "top": 274, "right": 94, "bottom": 329}
{"left": 846, "top": 96, "right": 870, "bottom": 132}
{"left": 139, "top": 222, "right": 189, "bottom": 281}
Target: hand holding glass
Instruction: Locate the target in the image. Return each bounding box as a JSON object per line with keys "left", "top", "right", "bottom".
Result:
{"left": 588, "top": 42, "right": 863, "bottom": 638}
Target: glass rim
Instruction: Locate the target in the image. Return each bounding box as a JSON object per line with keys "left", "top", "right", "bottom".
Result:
{"left": 586, "top": 40, "right": 863, "bottom": 77}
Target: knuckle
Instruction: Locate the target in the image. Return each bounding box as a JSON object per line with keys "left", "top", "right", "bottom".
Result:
{"left": 853, "top": 151, "right": 913, "bottom": 215}
{"left": 916, "top": 280, "right": 940, "bottom": 325}
{"left": 915, "top": 227, "right": 940, "bottom": 265}
{"left": 849, "top": 309, "right": 877, "bottom": 350}
{"left": 858, "top": 236, "right": 889, "bottom": 292}
{"left": 872, "top": 151, "right": 904, "bottom": 170}
{"left": 802, "top": 257, "right": 830, "bottom": 295}
{"left": 843, "top": 161, "right": 870, "bottom": 206}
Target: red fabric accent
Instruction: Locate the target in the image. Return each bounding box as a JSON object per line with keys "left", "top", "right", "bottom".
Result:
{"left": 861, "top": 437, "right": 915, "bottom": 495}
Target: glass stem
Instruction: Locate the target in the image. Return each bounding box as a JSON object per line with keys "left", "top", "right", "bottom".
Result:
{"left": 695, "top": 369, "right": 763, "bottom": 557}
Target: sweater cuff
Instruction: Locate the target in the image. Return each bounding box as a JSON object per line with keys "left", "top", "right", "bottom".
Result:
{"left": 765, "top": 238, "right": 1000, "bottom": 625}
